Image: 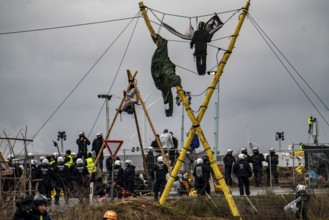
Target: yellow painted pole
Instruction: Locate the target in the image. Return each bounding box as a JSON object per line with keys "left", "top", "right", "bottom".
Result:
{"left": 139, "top": 1, "right": 250, "bottom": 218}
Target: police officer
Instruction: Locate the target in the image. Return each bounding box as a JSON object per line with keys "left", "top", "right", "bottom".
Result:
{"left": 251, "top": 147, "right": 265, "bottom": 187}
{"left": 64, "top": 150, "right": 73, "bottom": 169}
{"left": 233, "top": 154, "right": 252, "bottom": 196}
{"left": 49, "top": 155, "right": 57, "bottom": 169}
{"left": 53, "top": 156, "right": 70, "bottom": 204}
{"left": 28, "top": 159, "right": 38, "bottom": 195}
{"left": 295, "top": 184, "right": 310, "bottom": 220}
{"left": 76, "top": 131, "right": 90, "bottom": 160}
{"left": 72, "top": 158, "right": 89, "bottom": 187}
{"left": 266, "top": 147, "right": 279, "bottom": 186}
{"left": 85, "top": 152, "right": 96, "bottom": 182}
{"left": 92, "top": 132, "right": 105, "bottom": 172}
{"left": 241, "top": 148, "right": 252, "bottom": 163}
{"left": 193, "top": 158, "right": 208, "bottom": 196}
{"left": 151, "top": 156, "right": 168, "bottom": 200}
{"left": 36, "top": 158, "right": 53, "bottom": 204}
{"left": 202, "top": 155, "right": 212, "bottom": 195}
{"left": 72, "top": 158, "right": 89, "bottom": 202}
{"left": 223, "top": 149, "right": 236, "bottom": 186}
{"left": 123, "top": 160, "right": 135, "bottom": 196}
{"left": 112, "top": 160, "right": 124, "bottom": 198}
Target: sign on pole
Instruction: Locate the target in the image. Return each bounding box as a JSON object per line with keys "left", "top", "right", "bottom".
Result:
{"left": 104, "top": 140, "right": 123, "bottom": 158}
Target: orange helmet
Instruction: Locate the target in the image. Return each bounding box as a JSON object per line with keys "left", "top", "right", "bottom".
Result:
{"left": 103, "top": 210, "right": 117, "bottom": 220}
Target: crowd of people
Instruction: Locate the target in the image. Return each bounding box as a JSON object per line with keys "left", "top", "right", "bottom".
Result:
{"left": 4, "top": 128, "right": 311, "bottom": 219}
{"left": 223, "top": 146, "right": 279, "bottom": 196}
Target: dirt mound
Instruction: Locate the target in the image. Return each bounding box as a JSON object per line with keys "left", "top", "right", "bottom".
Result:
{"left": 53, "top": 197, "right": 227, "bottom": 220}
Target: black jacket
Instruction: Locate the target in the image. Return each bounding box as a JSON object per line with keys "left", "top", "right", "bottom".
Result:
{"left": 251, "top": 153, "right": 265, "bottom": 168}
{"left": 76, "top": 136, "right": 90, "bottom": 155}
{"left": 151, "top": 162, "right": 168, "bottom": 181}
{"left": 92, "top": 137, "right": 104, "bottom": 158}
{"left": 190, "top": 29, "right": 211, "bottom": 54}
{"left": 223, "top": 154, "right": 236, "bottom": 170}
{"left": 233, "top": 159, "right": 252, "bottom": 178}
{"left": 124, "top": 165, "right": 135, "bottom": 183}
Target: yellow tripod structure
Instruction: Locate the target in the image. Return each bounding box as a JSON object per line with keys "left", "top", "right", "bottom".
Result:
{"left": 139, "top": 1, "right": 250, "bottom": 218}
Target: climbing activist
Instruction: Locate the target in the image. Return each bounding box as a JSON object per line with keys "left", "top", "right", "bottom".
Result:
{"left": 190, "top": 15, "right": 223, "bottom": 75}
{"left": 190, "top": 21, "right": 212, "bottom": 75}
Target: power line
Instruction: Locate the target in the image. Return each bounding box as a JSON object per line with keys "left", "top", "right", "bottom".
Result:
{"left": 88, "top": 14, "right": 140, "bottom": 138}
{"left": 247, "top": 13, "right": 329, "bottom": 127}
{"left": 248, "top": 14, "right": 329, "bottom": 112}
{"left": 0, "top": 16, "right": 141, "bottom": 35}
{"left": 32, "top": 13, "right": 140, "bottom": 141}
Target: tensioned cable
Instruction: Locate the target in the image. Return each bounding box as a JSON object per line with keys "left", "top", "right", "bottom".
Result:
{"left": 87, "top": 13, "right": 140, "bottom": 138}
{"left": 247, "top": 13, "right": 329, "bottom": 127}
{"left": 31, "top": 12, "right": 140, "bottom": 141}
{"left": 0, "top": 16, "right": 141, "bottom": 35}
{"left": 248, "top": 14, "right": 329, "bottom": 112}
{"left": 147, "top": 7, "right": 241, "bottom": 19}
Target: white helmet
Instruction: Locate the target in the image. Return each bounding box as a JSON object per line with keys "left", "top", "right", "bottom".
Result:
{"left": 28, "top": 152, "right": 34, "bottom": 158}
{"left": 252, "top": 147, "right": 259, "bottom": 151}
{"left": 42, "top": 159, "right": 49, "bottom": 165}
{"left": 53, "top": 152, "right": 59, "bottom": 158}
{"left": 71, "top": 152, "right": 77, "bottom": 158}
{"left": 238, "top": 154, "right": 246, "bottom": 160}
{"left": 125, "top": 159, "right": 131, "bottom": 165}
{"left": 269, "top": 147, "right": 275, "bottom": 152}
{"left": 76, "top": 158, "right": 83, "bottom": 165}
{"left": 31, "top": 159, "right": 37, "bottom": 165}
{"left": 157, "top": 156, "right": 164, "bottom": 163}
{"left": 196, "top": 158, "right": 203, "bottom": 165}
{"left": 79, "top": 131, "right": 84, "bottom": 136}
{"left": 57, "top": 156, "right": 64, "bottom": 164}
{"left": 96, "top": 132, "right": 102, "bottom": 136}
{"left": 296, "top": 184, "right": 306, "bottom": 192}
{"left": 40, "top": 156, "right": 45, "bottom": 161}
{"left": 114, "top": 160, "right": 121, "bottom": 166}
{"left": 227, "top": 149, "right": 233, "bottom": 153}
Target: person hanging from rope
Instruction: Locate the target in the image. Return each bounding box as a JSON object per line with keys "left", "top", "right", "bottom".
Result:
{"left": 190, "top": 21, "right": 212, "bottom": 75}
{"left": 120, "top": 84, "right": 139, "bottom": 114}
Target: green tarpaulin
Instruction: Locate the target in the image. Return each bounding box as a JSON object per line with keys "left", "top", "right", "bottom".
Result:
{"left": 151, "top": 35, "right": 181, "bottom": 117}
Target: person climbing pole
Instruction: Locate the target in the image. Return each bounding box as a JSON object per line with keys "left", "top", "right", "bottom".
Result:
{"left": 190, "top": 21, "right": 212, "bottom": 75}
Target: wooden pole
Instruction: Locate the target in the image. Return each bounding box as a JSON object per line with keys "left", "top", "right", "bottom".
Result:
{"left": 91, "top": 72, "right": 139, "bottom": 176}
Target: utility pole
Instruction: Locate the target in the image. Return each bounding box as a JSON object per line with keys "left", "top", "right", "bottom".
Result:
{"left": 275, "top": 131, "right": 284, "bottom": 152}
{"left": 57, "top": 131, "right": 66, "bottom": 154}
{"left": 214, "top": 84, "right": 220, "bottom": 160}
{"left": 176, "top": 91, "right": 191, "bottom": 149}
{"left": 98, "top": 94, "right": 112, "bottom": 133}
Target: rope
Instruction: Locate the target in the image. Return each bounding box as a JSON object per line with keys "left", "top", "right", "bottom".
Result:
{"left": 248, "top": 14, "right": 329, "bottom": 112}
{"left": 147, "top": 7, "right": 241, "bottom": 19}
{"left": 31, "top": 12, "right": 140, "bottom": 141}
{"left": 88, "top": 13, "right": 140, "bottom": 138}
{"left": 247, "top": 13, "right": 329, "bottom": 128}
{"left": 0, "top": 16, "right": 141, "bottom": 35}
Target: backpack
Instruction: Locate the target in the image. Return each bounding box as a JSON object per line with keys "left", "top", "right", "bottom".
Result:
{"left": 190, "top": 134, "right": 200, "bottom": 149}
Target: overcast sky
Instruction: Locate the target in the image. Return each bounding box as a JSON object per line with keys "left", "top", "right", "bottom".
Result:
{"left": 0, "top": 0, "right": 328, "bottom": 158}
